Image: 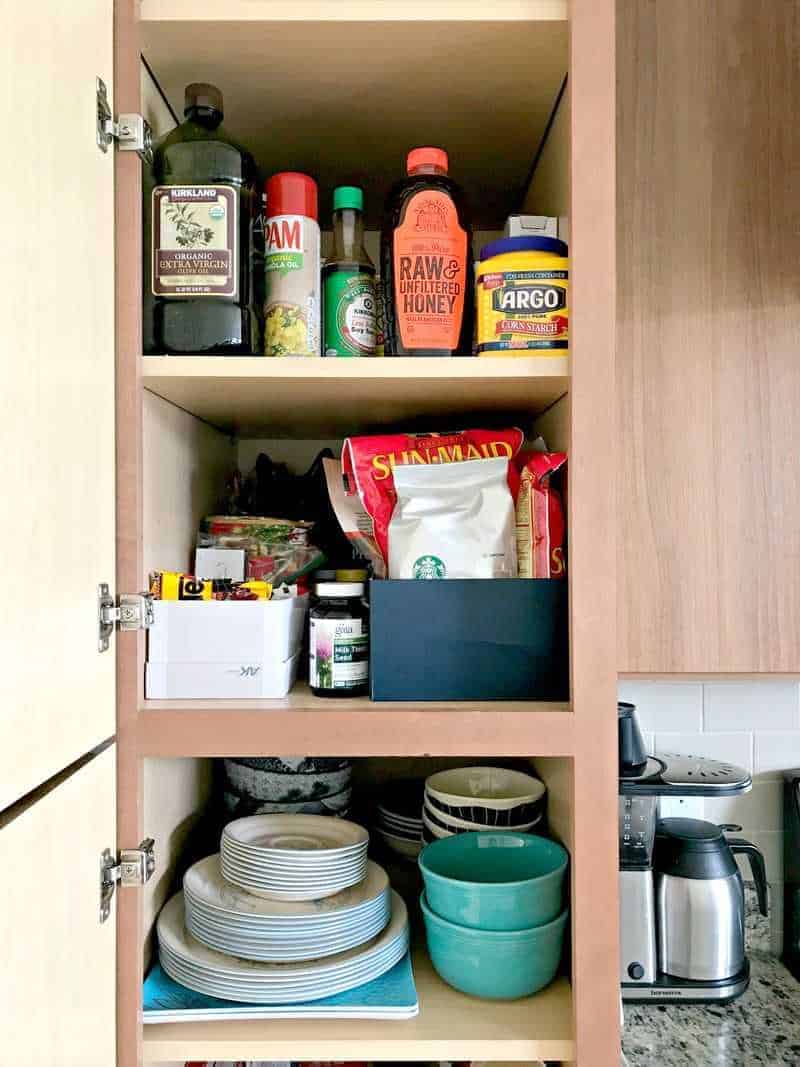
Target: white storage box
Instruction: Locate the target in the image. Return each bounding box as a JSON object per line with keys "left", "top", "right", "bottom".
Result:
{"left": 147, "top": 596, "right": 309, "bottom": 665}
{"left": 146, "top": 651, "right": 300, "bottom": 699}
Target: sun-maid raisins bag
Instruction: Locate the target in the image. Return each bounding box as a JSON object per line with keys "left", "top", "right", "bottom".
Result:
{"left": 515, "top": 451, "right": 567, "bottom": 578}
{"left": 388, "top": 457, "right": 517, "bottom": 579}
{"left": 341, "top": 427, "right": 524, "bottom": 568}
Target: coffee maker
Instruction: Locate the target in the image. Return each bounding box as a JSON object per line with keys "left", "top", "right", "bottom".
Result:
{"left": 619, "top": 702, "right": 767, "bottom": 1002}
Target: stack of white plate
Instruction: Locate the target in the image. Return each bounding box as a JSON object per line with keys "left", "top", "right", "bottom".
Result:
{"left": 158, "top": 890, "right": 409, "bottom": 1003}
{"left": 223, "top": 757, "right": 352, "bottom": 818}
{"left": 221, "top": 814, "right": 369, "bottom": 901}
{"left": 423, "top": 766, "right": 546, "bottom": 842}
{"left": 375, "top": 778, "right": 425, "bottom": 860}
{"left": 183, "top": 855, "right": 391, "bottom": 962}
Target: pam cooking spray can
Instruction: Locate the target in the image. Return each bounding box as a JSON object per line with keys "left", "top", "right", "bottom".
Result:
{"left": 263, "top": 172, "right": 320, "bottom": 356}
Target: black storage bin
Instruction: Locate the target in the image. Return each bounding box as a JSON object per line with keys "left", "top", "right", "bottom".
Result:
{"left": 369, "top": 579, "right": 568, "bottom": 702}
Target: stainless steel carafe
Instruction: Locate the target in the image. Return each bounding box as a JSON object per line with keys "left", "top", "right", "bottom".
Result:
{"left": 654, "top": 818, "right": 768, "bottom": 982}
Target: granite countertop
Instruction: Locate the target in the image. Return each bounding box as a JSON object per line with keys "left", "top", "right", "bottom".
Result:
{"left": 622, "top": 951, "right": 800, "bottom": 1066}
{"left": 622, "top": 886, "right": 800, "bottom": 1066}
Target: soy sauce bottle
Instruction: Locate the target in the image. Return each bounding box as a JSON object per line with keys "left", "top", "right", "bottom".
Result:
{"left": 381, "top": 147, "right": 473, "bottom": 356}
{"left": 143, "top": 83, "right": 260, "bottom": 354}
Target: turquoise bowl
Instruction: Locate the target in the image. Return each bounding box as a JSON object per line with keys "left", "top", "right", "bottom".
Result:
{"left": 421, "top": 892, "right": 568, "bottom": 999}
{"left": 418, "top": 831, "right": 568, "bottom": 931}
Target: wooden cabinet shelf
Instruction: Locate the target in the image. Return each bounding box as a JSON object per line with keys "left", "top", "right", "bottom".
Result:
{"left": 138, "top": 684, "right": 573, "bottom": 757}
{"left": 142, "top": 356, "right": 570, "bottom": 437}
{"left": 142, "top": 941, "right": 574, "bottom": 1063}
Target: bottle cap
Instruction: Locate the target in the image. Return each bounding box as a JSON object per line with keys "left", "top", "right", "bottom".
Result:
{"left": 407, "top": 147, "right": 449, "bottom": 174}
{"left": 315, "top": 582, "right": 365, "bottom": 598}
{"left": 333, "top": 186, "right": 364, "bottom": 212}
{"left": 184, "top": 83, "right": 223, "bottom": 115}
{"left": 335, "top": 568, "right": 368, "bottom": 582}
{"left": 479, "top": 236, "right": 568, "bottom": 261}
{"left": 265, "top": 172, "right": 318, "bottom": 221}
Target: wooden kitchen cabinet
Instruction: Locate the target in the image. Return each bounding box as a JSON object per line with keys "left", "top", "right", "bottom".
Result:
{"left": 1, "top": 2, "right": 617, "bottom": 1065}
{"left": 617, "top": 0, "right": 800, "bottom": 673}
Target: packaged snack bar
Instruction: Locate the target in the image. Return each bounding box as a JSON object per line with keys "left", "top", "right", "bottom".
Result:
{"left": 149, "top": 571, "right": 272, "bottom": 600}
{"left": 388, "top": 457, "right": 517, "bottom": 579}
{"left": 515, "top": 452, "right": 567, "bottom": 578}
{"left": 341, "top": 427, "right": 524, "bottom": 566}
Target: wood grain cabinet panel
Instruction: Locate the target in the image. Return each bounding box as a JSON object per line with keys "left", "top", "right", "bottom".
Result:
{"left": 617, "top": 0, "right": 800, "bottom": 673}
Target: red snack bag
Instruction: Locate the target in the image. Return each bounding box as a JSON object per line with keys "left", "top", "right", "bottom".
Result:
{"left": 341, "top": 427, "right": 525, "bottom": 565}
{"left": 515, "top": 452, "right": 567, "bottom": 577}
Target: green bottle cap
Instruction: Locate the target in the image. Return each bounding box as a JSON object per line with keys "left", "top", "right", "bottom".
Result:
{"left": 333, "top": 186, "right": 364, "bottom": 212}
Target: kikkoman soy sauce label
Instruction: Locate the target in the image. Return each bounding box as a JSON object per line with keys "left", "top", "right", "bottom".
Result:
{"left": 393, "top": 191, "right": 467, "bottom": 350}
{"left": 324, "top": 271, "right": 376, "bottom": 356}
{"left": 152, "top": 185, "right": 237, "bottom": 297}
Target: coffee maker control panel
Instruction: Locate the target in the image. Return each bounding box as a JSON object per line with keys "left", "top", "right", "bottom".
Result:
{"left": 619, "top": 795, "right": 658, "bottom": 868}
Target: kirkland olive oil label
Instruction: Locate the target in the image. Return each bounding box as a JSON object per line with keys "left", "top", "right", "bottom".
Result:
{"left": 152, "top": 186, "right": 237, "bottom": 297}
{"left": 309, "top": 617, "right": 369, "bottom": 690}
{"left": 392, "top": 190, "right": 467, "bottom": 351}
{"left": 477, "top": 268, "right": 569, "bottom": 352}
{"left": 324, "top": 271, "right": 376, "bottom": 356}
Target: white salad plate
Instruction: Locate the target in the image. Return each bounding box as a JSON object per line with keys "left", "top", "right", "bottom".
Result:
{"left": 158, "top": 890, "right": 409, "bottom": 1003}
{"left": 220, "top": 851, "right": 369, "bottom": 878}
{"left": 223, "top": 814, "right": 369, "bottom": 855}
{"left": 183, "top": 856, "right": 387, "bottom": 921}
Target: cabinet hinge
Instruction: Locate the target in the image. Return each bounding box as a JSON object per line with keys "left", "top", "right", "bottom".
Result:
{"left": 96, "top": 76, "right": 153, "bottom": 164}
{"left": 98, "top": 583, "right": 155, "bottom": 653}
{"left": 100, "top": 839, "right": 156, "bottom": 923}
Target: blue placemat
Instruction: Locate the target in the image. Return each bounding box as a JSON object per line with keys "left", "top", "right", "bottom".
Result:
{"left": 144, "top": 950, "right": 418, "bottom": 1022}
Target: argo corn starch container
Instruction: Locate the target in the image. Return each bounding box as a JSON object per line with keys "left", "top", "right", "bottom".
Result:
{"left": 476, "top": 236, "right": 569, "bottom": 356}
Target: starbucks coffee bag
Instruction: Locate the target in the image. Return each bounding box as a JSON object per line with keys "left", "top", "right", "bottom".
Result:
{"left": 388, "top": 457, "right": 517, "bottom": 580}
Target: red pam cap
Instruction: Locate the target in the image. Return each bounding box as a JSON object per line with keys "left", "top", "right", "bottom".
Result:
{"left": 407, "top": 147, "right": 449, "bottom": 174}
{"left": 265, "top": 172, "right": 318, "bottom": 220}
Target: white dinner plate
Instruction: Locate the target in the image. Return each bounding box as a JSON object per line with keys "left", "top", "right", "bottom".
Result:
{"left": 159, "top": 890, "right": 407, "bottom": 978}
{"left": 159, "top": 937, "right": 408, "bottom": 1003}
{"left": 157, "top": 889, "right": 408, "bottom": 1001}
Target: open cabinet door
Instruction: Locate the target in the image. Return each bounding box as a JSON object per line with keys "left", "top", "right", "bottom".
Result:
{"left": 0, "top": 748, "right": 117, "bottom": 1066}
{"left": 0, "top": 2, "right": 116, "bottom": 809}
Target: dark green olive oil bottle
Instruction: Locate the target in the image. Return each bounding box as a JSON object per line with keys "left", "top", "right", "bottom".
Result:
{"left": 143, "top": 83, "right": 260, "bottom": 354}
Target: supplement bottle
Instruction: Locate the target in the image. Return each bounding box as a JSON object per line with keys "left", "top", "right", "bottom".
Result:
{"left": 309, "top": 582, "right": 369, "bottom": 698}
{"left": 263, "top": 172, "right": 320, "bottom": 356}
{"left": 323, "top": 186, "right": 376, "bottom": 356}
{"left": 143, "top": 83, "right": 260, "bottom": 354}
{"left": 381, "top": 147, "right": 473, "bottom": 356}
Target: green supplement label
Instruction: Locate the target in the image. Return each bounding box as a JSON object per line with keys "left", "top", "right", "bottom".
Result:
{"left": 324, "top": 271, "right": 376, "bottom": 356}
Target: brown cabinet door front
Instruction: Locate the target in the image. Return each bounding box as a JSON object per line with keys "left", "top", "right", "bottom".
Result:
{"left": 617, "top": 0, "right": 800, "bottom": 673}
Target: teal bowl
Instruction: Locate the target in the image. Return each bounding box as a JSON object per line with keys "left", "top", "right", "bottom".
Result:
{"left": 418, "top": 831, "right": 568, "bottom": 931}
{"left": 421, "top": 892, "right": 568, "bottom": 999}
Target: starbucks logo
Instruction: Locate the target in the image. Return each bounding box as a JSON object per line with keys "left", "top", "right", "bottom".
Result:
{"left": 413, "top": 555, "right": 446, "bottom": 579}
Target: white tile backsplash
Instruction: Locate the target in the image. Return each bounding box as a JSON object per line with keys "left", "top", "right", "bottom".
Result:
{"left": 704, "top": 681, "right": 800, "bottom": 732}
{"left": 620, "top": 677, "right": 800, "bottom": 954}
{"left": 754, "top": 731, "right": 800, "bottom": 778}
{"left": 618, "top": 680, "right": 703, "bottom": 732}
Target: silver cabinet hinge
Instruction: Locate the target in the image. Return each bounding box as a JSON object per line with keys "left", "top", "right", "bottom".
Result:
{"left": 96, "top": 76, "right": 153, "bottom": 164}
{"left": 98, "top": 583, "right": 155, "bottom": 652}
{"left": 100, "top": 839, "right": 156, "bottom": 923}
